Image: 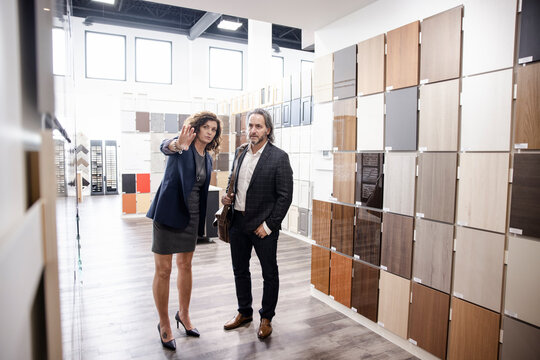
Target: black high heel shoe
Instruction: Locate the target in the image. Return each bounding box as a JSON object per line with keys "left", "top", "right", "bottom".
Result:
{"left": 158, "top": 323, "right": 176, "bottom": 350}
{"left": 175, "top": 311, "right": 200, "bottom": 337}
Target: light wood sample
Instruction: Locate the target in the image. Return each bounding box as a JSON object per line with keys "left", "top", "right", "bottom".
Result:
{"left": 333, "top": 98, "right": 357, "bottom": 151}
{"left": 136, "top": 193, "right": 151, "bottom": 214}
{"left": 333, "top": 152, "right": 356, "bottom": 204}
{"left": 386, "top": 21, "right": 419, "bottom": 90}
{"left": 357, "top": 93, "right": 384, "bottom": 151}
{"left": 330, "top": 252, "right": 352, "bottom": 308}
{"left": 357, "top": 34, "right": 385, "bottom": 96}
{"left": 383, "top": 152, "right": 416, "bottom": 216}
{"left": 313, "top": 54, "right": 333, "bottom": 104}
{"left": 378, "top": 270, "right": 410, "bottom": 339}
{"left": 514, "top": 61, "right": 540, "bottom": 149}
{"left": 311, "top": 245, "right": 330, "bottom": 294}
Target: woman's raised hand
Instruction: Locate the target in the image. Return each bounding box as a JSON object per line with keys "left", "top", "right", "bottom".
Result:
{"left": 177, "top": 124, "right": 196, "bottom": 150}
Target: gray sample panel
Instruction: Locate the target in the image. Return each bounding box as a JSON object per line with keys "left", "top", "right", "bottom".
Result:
{"left": 385, "top": 86, "right": 418, "bottom": 151}
{"left": 298, "top": 208, "right": 309, "bottom": 236}
{"left": 302, "top": 96, "right": 312, "bottom": 125}
{"left": 282, "top": 101, "right": 291, "bottom": 127}
{"left": 178, "top": 114, "right": 189, "bottom": 129}
{"left": 333, "top": 44, "right": 357, "bottom": 100}
{"left": 501, "top": 316, "right": 540, "bottom": 360}
{"left": 164, "top": 114, "right": 178, "bottom": 133}
{"left": 291, "top": 98, "right": 301, "bottom": 127}
{"left": 150, "top": 113, "right": 165, "bottom": 132}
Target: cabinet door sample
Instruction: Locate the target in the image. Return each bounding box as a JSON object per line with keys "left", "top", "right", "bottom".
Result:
{"left": 291, "top": 98, "right": 301, "bottom": 127}
{"left": 351, "top": 260, "right": 379, "bottom": 322}
{"left": 331, "top": 203, "right": 355, "bottom": 257}
{"left": 408, "top": 283, "right": 450, "bottom": 359}
{"left": 313, "top": 54, "right": 333, "bottom": 104}
{"left": 292, "top": 72, "right": 301, "bottom": 100}
{"left": 216, "top": 153, "right": 229, "bottom": 171}
{"left": 357, "top": 93, "right": 384, "bottom": 151}
{"left": 501, "top": 316, "right": 540, "bottom": 360}
{"left": 311, "top": 245, "right": 330, "bottom": 294}
{"left": 136, "top": 173, "right": 150, "bottom": 193}
{"left": 386, "top": 21, "right": 419, "bottom": 90}
{"left": 301, "top": 96, "right": 312, "bottom": 125}
{"left": 122, "top": 173, "right": 136, "bottom": 193}
{"left": 121, "top": 111, "right": 136, "bottom": 132}
{"left": 510, "top": 154, "right": 540, "bottom": 239}
{"left": 135, "top": 111, "right": 150, "bottom": 132}
{"left": 333, "top": 44, "right": 357, "bottom": 100}
{"left": 383, "top": 152, "right": 416, "bottom": 216}
{"left": 333, "top": 152, "right": 356, "bottom": 204}
{"left": 298, "top": 208, "right": 309, "bottom": 236}
{"left": 136, "top": 193, "right": 151, "bottom": 214}
{"left": 378, "top": 270, "right": 410, "bottom": 338}
{"left": 218, "top": 115, "right": 229, "bottom": 133}
{"left": 273, "top": 104, "right": 282, "bottom": 128}
{"left": 514, "top": 62, "right": 540, "bottom": 149}
{"left": 282, "top": 101, "right": 291, "bottom": 128}
{"left": 354, "top": 208, "right": 382, "bottom": 266}
{"left": 385, "top": 86, "right": 418, "bottom": 151}
{"left": 330, "top": 252, "right": 352, "bottom": 307}
{"left": 380, "top": 212, "right": 414, "bottom": 279}
{"left": 312, "top": 200, "right": 331, "bottom": 248}
{"left": 519, "top": 0, "right": 540, "bottom": 64}
{"left": 333, "top": 98, "right": 357, "bottom": 151}
{"left": 357, "top": 34, "right": 385, "bottom": 96}
{"left": 282, "top": 75, "right": 292, "bottom": 102}
{"left": 355, "top": 153, "right": 384, "bottom": 209}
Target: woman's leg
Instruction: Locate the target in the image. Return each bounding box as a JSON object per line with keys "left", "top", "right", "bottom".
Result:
{"left": 176, "top": 251, "right": 195, "bottom": 329}
{"left": 153, "top": 253, "right": 174, "bottom": 341}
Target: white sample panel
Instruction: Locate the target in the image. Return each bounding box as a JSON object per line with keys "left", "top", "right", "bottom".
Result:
{"left": 121, "top": 111, "right": 136, "bottom": 132}
{"left": 281, "top": 127, "right": 291, "bottom": 153}
{"left": 150, "top": 172, "right": 163, "bottom": 193}
{"left": 357, "top": 93, "right": 384, "bottom": 151}
{"left": 300, "top": 126, "right": 312, "bottom": 153}
{"left": 312, "top": 102, "right": 333, "bottom": 151}
{"left": 290, "top": 126, "right": 301, "bottom": 153}
{"left": 290, "top": 153, "right": 300, "bottom": 180}
{"left": 299, "top": 180, "right": 311, "bottom": 209}
{"left": 299, "top": 154, "right": 311, "bottom": 181}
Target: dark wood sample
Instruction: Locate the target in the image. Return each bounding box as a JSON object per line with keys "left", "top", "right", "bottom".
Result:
{"left": 355, "top": 153, "right": 384, "bottom": 209}
{"left": 510, "top": 154, "right": 540, "bottom": 239}
{"left": 333, "top": 152, "right": 356, "bottom": 204}
{"left": 330, "top": 252, "right": 353, "bottom": 308}
{"left": 380, "top": 212, "right": 413, "bottom": 279}
{"left": 135, "top": 112, "right": 150, "bottom": 132}
{"left": 518, "top": 0, "right": 540, "bottom": 64}
{"left": 351, "top": 260, "right": 379, "bottom": 322}
{"left": 408, "top": 283, "right": 450, "bottom": 359}
{"left": 291, "top": 98, "right": 301, "bottom": 126}
{"left": 282, "top": 101, "right": 291, "bottom": 127}
{"left": 448, "top": 297, "right": 500, "bottom": 360}
{"left": 333, "top": 44, "right": 357, "bottom": 100}
{"left": 333, "top": 98, "right": 357, "bottom": 151}
{"left": 514, "top": 61, "right": 540, "bottom": 149}
{"left": 354, "top": 207, "right": 382, "bottom": 266}
{"left": 311, "top": 245, "right": 330, "bottom": 294}
{"left": 273, "top": 104, "right": 282, "bottom": 128}
{"left": 301, "top": 96, "right": 312, "bottom": 125}
{"left": 331, "top": 204, "right": 355, "bottom": 256}
{"left": 220, "top": 134, "right": 230, "bottom": 152}
{"left": 312, "top": 200, "right": 332, "bottom": 248}
{"left": 357, "top": 34, "right": 385, "bottom": 96}
{"left": 122, "top": 173, "right": 136, "bottom": 193}
{"left": 501, "top": 316, "right": 540, "bottom": 360}
{"left": 386, "top": 21, "right": 419, "bottom": 90}
{"left": 385, "top": 86, "right": 418, "bottom": 151}
{"left": 235, "top": 113, "right": 242, "bottom": 133}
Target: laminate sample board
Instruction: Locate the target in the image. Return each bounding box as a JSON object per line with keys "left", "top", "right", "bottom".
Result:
{"left": 408, "top": 283, "right": 450, "bottom": 359}
{"left": 357, "top": 93, "right": 384, "bottom": 151}
{"left": 312, "top": 103, "right": 333, "bottom": 151}
{"left": 218, "top": 115, "right": 229, "bottom": 133}
{"left": 330, "top": 252, "right": 352, "bottom": 307}
{"left": 386, "top": 21, "right": 419, "bottom": 90}
{"left": 136, "top": 173, "right": 150, "bottom": 193}
{"left": 333, "top": 152, "right": 356, "bottom": 204}
{"left": 456, "top": 153, "right": 509, "bottom": 233}
{"left": 383, "top": 152, "right": 416, "bottom": 216}
{"left": 501, "top": 316, "right": 540, "bottom": 360}
{"left": 380, "top": 212, "right": 413, "bottom": 279}
{"left": 301, "top": 96, "right": 312, "bottom": 125}
{"left": 453, "top": 226, "right": 505, "bottom": 312}
{"left": 378, "top": 270, "right": 410, "bottom": 338}
{"left": 505, "top": 236, "right": 540, "bottom": 327}
{"left": 273, "top": 104, "right": 282, "bottom": 128}
{"left": 313, "top": 54, "right": 333, "bottom": 104}
{"left": 355, "top": 153, "right": 384, "bottom": 209}
{"left": 510, "top": 154, "right": 540, "bottom": 238}
{"left": 351, "top": 260, "right": 379, "bottom": 322}
{"left": 311, "top": 245, "right": 330, "bottom": 294}
{"left": 150, "top": 113, "right": 164, "bottom": 132}
{"left": 357, "top": 34, "right": 385, "bottom": 96}
{"left": 136, "top": 193, "right": 151, "bottom": 214}
{"left": 385, "top": 86, "right": 418, "bottom": 151}
{"left": 514, "top": 62, "right": 540, "bottom": 149}
{"left": 333, "top": 44, "right": 357, "bottom": 100}
{"left": 216, "top": 153, "right": 229, "bottom": 171}
{"left": 447, "top": 297, "right": 500, "bottom": 360}
{"left": 282, "top": 101, "right": 291, "bottom": 128}
{"left": 416, "top": 153, "right": 457, "bottom": 223}
{"left": 418, "top": 79, "right": 460, "bottom": 151}
{"left": 333, "top": 98, "right": 357, "bottom": 151}
{"left": 298, "top": 208, "right": 309, "bottom": 236}
{"left": 135, "top": 112, "right": 150, "bottom": 132}
{"left": 461, "top": 69, "right": 513, "bottom": 151}
{"left": 330, "top": 203, "right": 355, "bottom": 256}
{"left": 312, "top": 200, "right": 332, "bottom": 248}
{"left": 122, "top": 173, "right": 136, "bottom": 193}
{"left": 462, "top": 0, "right": 516, "bottom": 76}
{"left": 122, "top": 193, "right": 136, "bottom": 214}
{"left": 164, "top": 114, "right": 178, "bottom": 133}
{"left": 519, "top": 0, "right": 540, "bottom": 64}
{"left": 121, "top": 111, "right": 136, "bottom": 132}
{"left": 412, "top": 219, "right": 453, "bottom": 294}
{"left": 291, "top": 98, "right": 301, "bottom": 126}
{"left": 420, "top": 6, "right": 463, "bottom": 84}
{"left": 354, "top": 208, "right": 382, "bottom": 266}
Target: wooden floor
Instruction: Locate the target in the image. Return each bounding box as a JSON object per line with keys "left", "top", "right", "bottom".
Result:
{"left": 57, "top": 195, "right": 416, "bottom": 360}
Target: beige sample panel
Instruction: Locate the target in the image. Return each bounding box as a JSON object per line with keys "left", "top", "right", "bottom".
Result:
{"left": 357, "top": 34, "right": 385, "bottom": 96}
{"left": 383, "top": 152, "right": 416, "bottom": 216}
{"left": 378, "top": 270, "right": 410, "bottom": 339}
{"left": 313, "top": 54, "right": 333, "bottom": 103}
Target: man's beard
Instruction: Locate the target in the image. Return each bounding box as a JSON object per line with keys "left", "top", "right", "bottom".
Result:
{"left": 250, "top": 134, "right": 266, "bottom": 145}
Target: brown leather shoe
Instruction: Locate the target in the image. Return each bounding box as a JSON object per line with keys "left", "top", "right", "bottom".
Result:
{"left": 223, "top": 313, "right": 253, "bottom": 330}
{"left": 257, "top": 318, "right": 272, "bottom": 339}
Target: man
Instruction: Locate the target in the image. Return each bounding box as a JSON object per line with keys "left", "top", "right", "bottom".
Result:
{"left": 221, "top": 108, "right": 293, "bottom": 339}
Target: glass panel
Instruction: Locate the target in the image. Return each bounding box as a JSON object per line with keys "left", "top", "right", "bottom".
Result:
{"left": 135, "top": 38, "right": 172, "bottom": 84}
{"left": 209, "top": 47, "right": 242, "bottom": 90}
{"left": 85, "top": 31, "right": 126, "bottom": 80}
{"left": 52, "top": 28, "right": 66, "bottom": 76}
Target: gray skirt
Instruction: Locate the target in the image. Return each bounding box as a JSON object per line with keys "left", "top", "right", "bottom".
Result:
{"left": 151, "top": 217, "right": 198, "bottom": 255}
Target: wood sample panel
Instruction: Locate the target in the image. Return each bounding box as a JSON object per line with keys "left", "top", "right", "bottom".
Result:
{"left": 380, "top": 212, "right": 414, "bottom": 279}
{"left": 357, "top": 93, "right": 384, "bottom": 151}
{"left": 357, "top": 34, "right": 385, "bottom": 96}
{"left": 501, "top": 316, "right": 540, "bottom": 360}
{"left": 378, "top": 270, "right": 410, "bottom": 338}
{"left": 313, "top": 54, "right": 333, "bottom": 103}
{"left": 351, "top": 260, "right": 379, "bottom": 322}
{"left": 330, "top": 203, "right": 355, "bottom": 257}
{"left": 333, "top": 152, "right": 356, "bottom": 204}
{"left": 514, "top": 61, "right": 540, "bottom": 149}
{"left": 311, "top": 245, "right": 330, "bottom": 294}
{"left": 355, "top": 153, "right": 384, "bottom": 209}
{"left": 330, "top": 252, "right": 352, "bottom": 308}
{"left": 384, "top": 86, "right": 418, "bottom": 151}
{"left": 333, "top": 44, "right": 357, "bottom": 100}
{"left": 333, "top": 98, "right": 357, "bottom": 151}
{"left": 386, "top": 21, "right": 419, "bottom": 90}
{"left": 383, "top": 152, "right": 416, "bottom": 216}
{"left": 354, "top": 208, "right": 382, "bottom": 266}
{"left": 509, "top": 154, "right": 540, "bottom": 238}
{"left": 220, "top": 134, "right": 230, "bottom": 153}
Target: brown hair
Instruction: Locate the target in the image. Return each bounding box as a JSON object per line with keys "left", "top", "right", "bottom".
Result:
{"left": 185, "top": 111, "right": 222, "bottom": 154}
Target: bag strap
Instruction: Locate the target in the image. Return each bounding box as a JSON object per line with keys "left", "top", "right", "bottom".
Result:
{"left": 226, "top": 143, "right": 249, "bottom": 197}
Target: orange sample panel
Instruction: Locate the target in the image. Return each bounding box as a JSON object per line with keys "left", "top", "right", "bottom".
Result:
{"left": 122, "top": 194, "right": 136, "bottom": 214}
{"left": 386, "top": 21, "right": 420, "bottom": 90}
{"left": 330, "top": 252, "right": 352, "bottom": 308}
{"left": 137, "top": 173, "right": 151, "bottom": 193}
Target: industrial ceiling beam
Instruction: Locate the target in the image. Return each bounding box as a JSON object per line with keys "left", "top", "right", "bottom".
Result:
{"left": 188, "top": 11, "right": 221, "bottom": 40}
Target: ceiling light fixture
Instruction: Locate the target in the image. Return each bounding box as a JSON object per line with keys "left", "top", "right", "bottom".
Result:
{"left": 217, "top": 19, "right": 242, "bottom": 31}
{"left": 92, "top": 0, "right": 116, "bottom": 5}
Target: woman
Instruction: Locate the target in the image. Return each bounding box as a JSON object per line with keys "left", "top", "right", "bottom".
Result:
{"left": 146, "top": 111, "right": 221, "bottom": 350}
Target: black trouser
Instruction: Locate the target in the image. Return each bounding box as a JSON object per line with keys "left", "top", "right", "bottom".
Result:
{"left": 229, "top": 212, "right": 279, "bottom": 321}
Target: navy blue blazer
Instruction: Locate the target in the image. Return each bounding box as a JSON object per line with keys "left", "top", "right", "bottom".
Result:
{"left": 146, "top": 139, "right": 213, "bottom": 235}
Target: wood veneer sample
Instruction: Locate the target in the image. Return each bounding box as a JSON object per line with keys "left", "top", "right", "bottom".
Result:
{"left": 351, "top": 260, "right": 379, "bottom": 322}
{"left": 456, "top": 153, "right": 509, "bottom": 233}
{"left": 333, "top": 44, "right": 357, "bottom": 100}
{"left": 333, "top": 152, "right": 356, "bottom": 204}
{"left": 135, "top": 112, "right": 150, "bottom": 132}
{"left": 150, "top": 113, "right": 165, "bottom": 132}
{"left": 313, "top": 54, "right": 333, "bottom": 104}
{"left": 412, "top": 219, "right": 453, "bottom": 294}
{"left": 354, "top": 208, "right": 382, "bottom": 266}
{"left": 418, "top": 79, "right": 459, "bottom": 151}
{"left": 518, "top": 0, "right": 540, "bottom": 64}
{"left": 453, "top": 226, "right": 505, "bottom": 312}
{"left": 330, "top": 252, "right": 352, "bottom": 307}
{"left": 220, "top": 134, "right": 230, "bottom": 153}
{"left": 136, "top": 193, "right": 151, "bottom": 214}
{"left": 408, "top": 283, "right": 450, "bottom": 359}
{"left": 510, "top": 154, "right": 540, "bottom": 238}
{"left": 355, "top": 153, "right": 384, "bottom": 209}
{"left": 122, "top": 193, "right": 136, "bottom": 214}
{"left": 333, "top": 98, "right": 357, "bottom": 151}
{"left": 383, "top": 152, "right": 416, "bottom": 216}
{"left": 461, "top": 69, "right": 513, "bottom": 151}
{"left": 501, "top": 316, "right": 540, "bottom": 360}
{"left": 311, "top": 245, "right": 330, "bottom": 294}
{"left": 385, "top": 86, "right": 418, "bottom": 151}
{"left": 330, "top": 203, "right": 355, "bottom": 256}
{"left": 357, "top": 34, "right": 385, "bottom": 96}
{"left": 505, "top": 236, "right": 540, "bottom": 327}
{"left": 420, "top": 6, "right": 463, "bottom": 83}
{"left": 416, "top": 153, "right": 457, "bottom": 223}
{"left": 514, "top": 62, "right": 540, "bottom": 149}
{"left": 378, "top": 270, "right": 410, "bottom": 338}
{"left": 380, "top": 213, "right": 413, "bottom": 279}
{"left": 357, "top": 93, "right": 384, "bottom": 151}
{"left": 386, "top": 21, "right": 419, "bottom": 90}
{"left": 447, "top": 297, "right": 500, "bottom": 360}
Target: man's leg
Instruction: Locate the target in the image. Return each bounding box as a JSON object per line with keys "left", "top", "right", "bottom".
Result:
{"left": 252, "top": 231, "right": 279, "bottom": 321}
{"left": 229, "top": 215, "right": 254, "bottom": 317}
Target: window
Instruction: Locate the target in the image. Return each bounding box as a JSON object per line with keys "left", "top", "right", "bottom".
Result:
{"left": 271, "top": 56, "right": 284, "bottom": 81}
{"left": 85, "top": 31, "right": 126, "bottom": 81}
{"left": 52, "top": 28, "right": 66, "bottom": 76}
{"left": 135, "top": 38, "right": 172, "bottom": 84}
{"left": 209, "top": 47, "right": 243, "bottom": 90}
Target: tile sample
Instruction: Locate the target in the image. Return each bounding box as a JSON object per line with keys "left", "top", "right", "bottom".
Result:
{"left": 333, "top": 98, "right": 357, "bottom": 151}
{"left": 333, "top": 152, "right": 356, "bottom": 204}
{"left": 122, "top": 193, "right": 136, "bottom": 214}
{"left": 461, "top": 69, "right": 513, "bottom": 151}
{"left": 510, "top": 154, "right": 540, "bottom": 238}
{"left": 135, "top": 112, "right": 150, "bottom": 132}
{"left": 355, "top": 153, "right": 384, "bottom": 209}
{"left": 420, "top": 6, "right": 463, "bottom": 83}
{"left": 330, "top": 252, "right": 352, "bottom": 307}
{"left": 121, "top": 111, "right": 136, "bottom": 132}
{"left": 301, "top": 96, "right": 312, "bottom": 125}
{"left": 333, "top": 44, "right": 357, "bottom": 100}
{"left": 354, "top": 207, "right": 382, "bottom": 266}
{"left": 311, "top": 245, "right": 330, "bottom": 294}
{"left": 330, "top": 203, "right": 355, "bottom": 256}
{"left": 418, "top": 79, "right": 459, "bottom": 151}
{"left": 447, "top": 297, "right": 500, "bottom": 360}
{"left": 453, "top": 226, "right": 505, "bottom": 312}
{"left": 357, "top": 34, "right": 385, "bottom": 96}
{"left": 386, "top": 21, "right": 419, "bottom": 90}
{"left": 291, "top": 98, "right": 301, "bottom": 126}
{"left": 122, "top": 173, "right": 136, "bottom": 193}
{"left": 378, "top": 270, "right": 410, "bottom": 338}
{"left": 313, "top": 54, "right": 333, "bottom": 104}
{"left": 514, "top": 61, "right": 540, "bottom": 149}
{"left": 501, "top": 316, "right": 540, "bottom": 360}
{"left": 380, "top": 212, "right": 413, "bottom": 279}
{"left": 136, "top": 193, "right": 151, "bottom": 214}
{"left": 164, "top": 114, "right": 178, "bottom": 133}
{"left": 412, "top": 219, "right": 453, "bottom": 294}
{"left": 456, "top": 153, "right": 509, "bottom": 233}
{"left": 383, "top": 152, "right": 416, "bottom": 216}
{"left": 385, "top": 86, "right": 418, "bottom": 151}
{"left": 408, "top": 283, "right": 450, "bottom": 359}
{"left": 136, "top": 173, "right": 150, "bottom": 193}
{"left": 351, "top": 260, "right": 379, "bottom": 322}
{"left": 150, "top": 113, "right": 165, "bottom": 132}
{"left": 518, "top": 0, "right": 540, "bottom": 64}
{"left": 312, "top": 200, "right": 332, "bottom": 248}
{"left": 357, "top": 93, "right": 384, "bottom": 151}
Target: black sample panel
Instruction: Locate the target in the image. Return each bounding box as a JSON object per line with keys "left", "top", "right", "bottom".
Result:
{"left": 518, "top": 0, "right": 540, "bottom": 64}
{"left": 510, "top": 154, "right": 540, "bottom": 239}
{"left": 356, "top": 153, "right": 384, "bottom": 209}
{"left": 122, "top": 173, "right": 136, "bottom": 194}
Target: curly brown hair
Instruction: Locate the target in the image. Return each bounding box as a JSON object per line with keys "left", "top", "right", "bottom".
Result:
{"left": 185, "top": 111, "right": 222, "bottom": 154}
